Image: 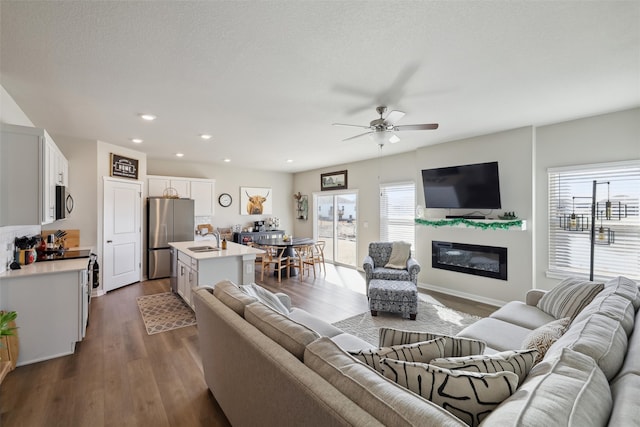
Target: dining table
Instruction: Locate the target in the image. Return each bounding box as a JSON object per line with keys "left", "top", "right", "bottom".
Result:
{"left": 259, "top": 237, "right": 315, "bottom": 277}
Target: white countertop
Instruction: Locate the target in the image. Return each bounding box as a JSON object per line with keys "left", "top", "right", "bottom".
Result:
{"left": 0, "top": 258, "right": 88, "bottom": 279}
{"left": 169, "top": 240, "right": 264, "bottom": 260}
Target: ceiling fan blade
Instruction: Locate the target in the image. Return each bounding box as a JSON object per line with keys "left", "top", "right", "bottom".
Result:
{"left": 384, "top": 110, "right": 405, "bottom": 125}
{"left": 389, "top": 134, "right": 400, "bottom": 144}
{"left": 342, "top": 131, "right": 372, "bottom": 141}
{"left": 332, "top": 123, "right": 370, "bottom": 129}
{"left": 394, "top": 123, "right": 439, "bottom": 131}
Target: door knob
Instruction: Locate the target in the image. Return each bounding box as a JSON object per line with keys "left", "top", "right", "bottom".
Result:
{"left": 107, "top": 240, "right": 112, "bottom": 243}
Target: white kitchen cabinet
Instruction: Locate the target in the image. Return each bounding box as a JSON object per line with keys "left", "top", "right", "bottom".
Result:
{"left": 147, "top": 176, "right": 191, "bottom": 198}
{"left": 177, "top": 251, "right": 197, "bottom": 308}
{"left": 0, "top": 267, "right": 87, "bottom": 366}
{"left": 147, "top": 175, "right": 215, "bottom": 216}
{"left": 190, "top": 180, "right": 215, "bottom": 216}
{"left": 0, "top": 123, "right": 68, "bottom": 225}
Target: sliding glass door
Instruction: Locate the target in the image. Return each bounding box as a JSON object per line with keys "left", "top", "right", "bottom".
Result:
{"left": 314, "top": 192, "right": 358, "bottom": 267}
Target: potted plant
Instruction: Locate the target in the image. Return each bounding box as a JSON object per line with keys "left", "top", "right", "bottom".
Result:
{"left": 0, "top": 311, "right": 18, "bottom": 369}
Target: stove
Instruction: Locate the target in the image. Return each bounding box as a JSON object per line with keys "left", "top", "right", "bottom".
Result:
{"left": 36, "top": 249, "right": 92, "bottom": 262}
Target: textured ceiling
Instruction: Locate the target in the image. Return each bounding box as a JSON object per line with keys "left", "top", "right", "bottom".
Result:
{"left": 1, "top": 1, "right": 639, "bottom": 172}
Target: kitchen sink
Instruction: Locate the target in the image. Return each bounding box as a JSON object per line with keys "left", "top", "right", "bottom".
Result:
{"left": 187, "top": 246, "right": 220, "bottom": 252}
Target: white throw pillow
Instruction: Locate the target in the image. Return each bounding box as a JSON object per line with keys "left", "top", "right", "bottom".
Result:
{"left": 536, "top": 277, "right": 604, "bottom": 321}
{"left": 430, "top": 349, "right": 539, "bottom": 386}
{"left": 378, "top": 327, "right": 486, "bottom": 357}
{"left": 381, "top": 359, "right": 518, "bottom": 427}
{"left": 521, "top": 317, "right": 571, "bottom": 364}
{"left": 384, "top": 241, "right": 411, "bottom": 269}
{"left": 349, "top": 338, "right": 445, "bottom": 373}
{"left": 239, "top": 283, "right": 290, "bottom": 315}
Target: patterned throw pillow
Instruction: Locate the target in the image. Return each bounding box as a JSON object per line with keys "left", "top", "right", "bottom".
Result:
{"left": 521, "top": 317, "right": 571, "bottom": 364}
{"left": 384, "top": 241, "right": 412, "bottom": 269}
{"left": 378, "top": 327, "right": 486, "bottom": 357}
{"left": 381, "top": 359, "right": 519, "bottom": 427}
{"left": 348, "top": 338, "right": 445, "bottom": 373}
{"left": 536, "top": 277, "right": 604, "bottom": 321}
{"left": 430, "top": 349, "right": 539, "bottom": 386}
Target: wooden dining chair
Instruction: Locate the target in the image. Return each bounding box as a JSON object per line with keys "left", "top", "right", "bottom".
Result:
{"left": 300, "top": 244, "right": 319, "bottom": 278}
{"left": 260, "top": 246, "right": 289, "bottom": 283}
{"left": 313, "top": 241, "right": 326, "bottom": 274}
{"left": 290, "top": 245, "right": 306, "bottom": 278}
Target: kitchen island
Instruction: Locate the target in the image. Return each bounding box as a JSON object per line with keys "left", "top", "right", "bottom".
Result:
{"left": 168, "top": 240, "right": 264, "bottom": 308}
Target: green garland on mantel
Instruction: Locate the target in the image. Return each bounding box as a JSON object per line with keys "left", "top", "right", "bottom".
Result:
{"left": 415, "top": 217, "right": 523, "bottom": 230}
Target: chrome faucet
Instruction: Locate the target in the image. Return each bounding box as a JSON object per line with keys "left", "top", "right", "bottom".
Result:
{"left": 213, "top": 230, "right": 221, "bottom": 248}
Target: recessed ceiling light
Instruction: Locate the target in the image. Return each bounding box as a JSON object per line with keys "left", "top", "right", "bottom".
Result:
{"left": 130, "top": 138, "right": 143, "bottom": 144}
{"left": 139, "top": 113, "right": 157, "bottom": 121}
{"left": 286, "top": 159, "right": 293, "bottom": 163}
{"left": 200, "top": 134, "right": 212, "bottom": 140}
{"left": 223, "top": 158, "right": 231, "bottom": 163}
{"left": 176, "top": 153, "right": 184, "bottom": 157}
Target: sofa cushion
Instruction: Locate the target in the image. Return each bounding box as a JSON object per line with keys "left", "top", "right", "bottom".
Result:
{"left": 609, "top": 374, "right": 640, "bottom": 426}
{"left": 381, "top": 359, "right": 518, "bottom": 427}
{"left": 384, "top": 241, "right": 411, "bottom": 269}
{"left": 605, "top": 276, "right": 640, "bottom": 309}
{"left": 614, "top": 307, "right": 640, "bottom": 379}
{"left": 348, "top": 338, "right": 445, "bottom": 373}
{"left": 429, "top": 349, "right": 539, "bottom": 387}
{"left": 521, "top": 317, "right": 571, "bottom": 364}
{"left": 288, "top": 308, "right": 343, "bottom": 338}
{"left": 457, "top": 317, "right": 531, "bottom": 353}
{"left": 239, "top": 283, "right": 290, "bottom": 315}
{"left": 536, "top": 277, "right": 604, "bottom": 321}
{"left": 244, "top": 302, "right": 319, "bottom": 361}
{"left": 379, "top": 327, "right": 485, "bottom": 357}
{"left": 572, "top": 293, "right": 635, "bottom": 336}
{"left": 213, "top": 280, "right": 257, "bottom": 316}
{"left": 489, "top": 301, "right": 556, "bottom": 330}
{"left": 546, "top": 313, "right": 627, "bottom": 380}
{"left": 480, "top": 347, "right": 612, "bottom": 427}
{"left": 304, "top": 337, "right": 467, "bottom": 427}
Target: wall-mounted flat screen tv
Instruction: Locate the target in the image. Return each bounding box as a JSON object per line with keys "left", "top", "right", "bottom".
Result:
{"left": 421, "top": 161, "right": 502, "bottom": 209}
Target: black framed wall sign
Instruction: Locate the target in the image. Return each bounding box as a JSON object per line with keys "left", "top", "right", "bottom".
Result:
{"left": 321, "top": 170, "right": 348, "bottom": 191}
{"left": 110, "top": 153, "right": 139, "bottom": 180}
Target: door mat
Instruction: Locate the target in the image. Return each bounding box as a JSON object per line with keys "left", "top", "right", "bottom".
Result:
{"left": 136, "top": 292, "right": 196, "bottom": 335}
{"left": 332, "top": 300, "right": 481, "bottom": 347}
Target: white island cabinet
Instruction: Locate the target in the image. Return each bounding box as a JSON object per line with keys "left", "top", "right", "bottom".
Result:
{"left": 0, "top": 259, "right": 89, "bottom": 366}
{"left": 169, "top": 241, "right": 264, "bottom": 307}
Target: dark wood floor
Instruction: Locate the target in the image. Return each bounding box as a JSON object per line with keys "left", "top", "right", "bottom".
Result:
{"left": 0, "top": 263, "right": 495, "bottom": 426}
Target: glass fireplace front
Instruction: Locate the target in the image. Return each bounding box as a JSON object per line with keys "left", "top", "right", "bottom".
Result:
{"left": 432, "top": 241, "right": 507, "bottom": 280}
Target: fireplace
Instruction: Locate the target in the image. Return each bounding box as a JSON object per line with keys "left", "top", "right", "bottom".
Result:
{"left": 432, "top": 241, "right": 507, "bottom": 280}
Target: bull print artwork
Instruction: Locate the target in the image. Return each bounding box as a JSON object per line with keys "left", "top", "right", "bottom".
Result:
{"left": 240, "top": 187, "right": 272, "bottom": 215}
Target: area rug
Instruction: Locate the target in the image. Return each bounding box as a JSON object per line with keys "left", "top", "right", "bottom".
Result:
{"left": 136, "top": 292, "right": 197, "bottom": 335}
{"left": 332, "top": 300, "right": 481, "bottom": 347}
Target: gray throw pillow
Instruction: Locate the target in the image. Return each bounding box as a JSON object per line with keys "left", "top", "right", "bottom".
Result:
{"left": 536, "top": 277, "right": 604, "bottom": 321}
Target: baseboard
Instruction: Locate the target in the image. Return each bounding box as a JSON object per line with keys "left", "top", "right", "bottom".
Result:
{"left": 417, "top": 282, "right": 505, "bottom": 308}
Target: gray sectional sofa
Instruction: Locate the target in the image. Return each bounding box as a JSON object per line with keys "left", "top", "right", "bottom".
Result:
{"left": 193, "top": 276, "right": 640, "bottom": 426}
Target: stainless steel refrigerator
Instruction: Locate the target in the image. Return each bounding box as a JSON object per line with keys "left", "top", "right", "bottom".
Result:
{"left": 147, "top": 197, "right": 194, "bottom": 279}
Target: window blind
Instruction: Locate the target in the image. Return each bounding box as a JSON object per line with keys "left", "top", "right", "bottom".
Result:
{"left": 380, "top": 181, "right": 416, "bottom": 250}
{"left": 548, "top": 161, "right": 640, "bottom": 280}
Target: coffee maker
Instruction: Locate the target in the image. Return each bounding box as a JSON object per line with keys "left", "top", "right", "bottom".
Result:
{"left": 254, "top": 220, "right": 265, "bottom": 232}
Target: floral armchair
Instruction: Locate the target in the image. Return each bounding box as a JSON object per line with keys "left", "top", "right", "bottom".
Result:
{"left": 362, "top": 242, "right": 421, "bottom": 295}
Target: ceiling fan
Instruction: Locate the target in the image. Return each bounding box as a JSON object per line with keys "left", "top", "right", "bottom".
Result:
{"left": 332, "top": 106, "right": 438, "bottom": 146}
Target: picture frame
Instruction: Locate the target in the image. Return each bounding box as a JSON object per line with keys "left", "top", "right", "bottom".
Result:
{"left": 321, "top": 170, "right": 348, "bottom": 191}
{"left": 110, "top": 153, "right": 139, "bottom": 180}
{"left": 240, "top": 187, "right": 272, "bottom": 215}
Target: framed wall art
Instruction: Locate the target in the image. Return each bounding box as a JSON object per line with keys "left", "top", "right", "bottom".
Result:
{"left": 110, "top": 153, "right": 139, "bottom": 180}
{"left": 321, "top": 170, "right": 348, "bottom": 191}
{"left": 240, "top": 187, "right": 272, "bottom": 215}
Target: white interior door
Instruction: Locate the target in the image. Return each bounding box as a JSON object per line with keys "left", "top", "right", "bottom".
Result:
{"left": 103, "top": 178, "right": 142, "bottom": 292}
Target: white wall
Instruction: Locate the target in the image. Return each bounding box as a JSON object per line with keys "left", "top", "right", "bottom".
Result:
{"left": 535, "top": 107, "right": 640, "bottom": 290}
{"left": 292, "top": 151, "right": 419, "bottom": 268}
{"left": 416, "top": 127, "right": 534, "bottom": 305}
